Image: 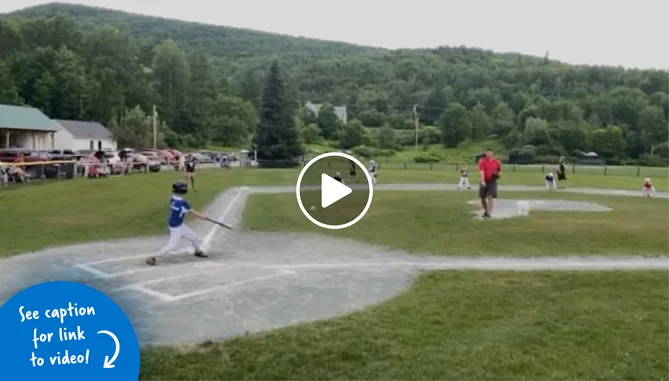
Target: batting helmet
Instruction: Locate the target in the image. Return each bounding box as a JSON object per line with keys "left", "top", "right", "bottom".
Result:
{"left": 172, "top": 181, "right": 188, "bottom": 194}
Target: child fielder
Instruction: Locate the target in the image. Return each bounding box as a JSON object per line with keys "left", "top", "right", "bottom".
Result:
{"left": 642, "top": 178, "right": 656, "bottom": 197}
{"left": 457, "top": 166, "right": 471, "bottom": 189}
{"left": 545, "top": 172, "right": 557, "bottom": 191}
{"left": 369, "top": 160, "right": 377, "bottom": 186}
{"left": 146, "top": 181, "right": 210, "bottom": 266}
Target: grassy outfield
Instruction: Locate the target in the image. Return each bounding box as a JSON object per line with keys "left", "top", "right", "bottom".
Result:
{"left": 244, "top": 191, "right": 669, "bottom": 256}
{"left": 0, "top": 169, "right": 293, "bottom": 257}
{"left": 1, "top": 166, "right": 666, "bottom": 257}
{"left": 140, "top": 270, "right": 668, "bottom": 380}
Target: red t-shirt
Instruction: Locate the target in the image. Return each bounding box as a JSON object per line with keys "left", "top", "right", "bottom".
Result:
{"left": 644, "top": 181, "right": 652, "bottom": 188}
{"left": 478, "top": 157, "right": 501, "bottom": 181}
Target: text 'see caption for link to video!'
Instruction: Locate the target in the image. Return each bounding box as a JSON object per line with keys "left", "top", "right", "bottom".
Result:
{"left": 0, "top": 281, "right": 141, "bottom": 381}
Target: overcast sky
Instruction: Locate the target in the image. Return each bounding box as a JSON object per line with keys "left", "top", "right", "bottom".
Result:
{"left": 1, "top": 0, "right": 667, "bottom": 69}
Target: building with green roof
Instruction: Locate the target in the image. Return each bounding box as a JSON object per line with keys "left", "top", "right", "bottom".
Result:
{"left": 0, "top": 103, "right": 59, "bottom": 149}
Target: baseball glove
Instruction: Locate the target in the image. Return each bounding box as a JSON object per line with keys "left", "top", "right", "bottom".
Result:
{"left": 491, "top": 172, "right": 500, "bottom": 180}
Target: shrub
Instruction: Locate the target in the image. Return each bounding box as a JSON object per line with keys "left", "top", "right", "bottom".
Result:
{"left": 638, "top": 154, "right": 669, "bottom": 167}
{"left": 414, "top": 155, "right": 441, "bottom": 163}
{"left": 351, "top": 145, "right": 396, "bottom": 158}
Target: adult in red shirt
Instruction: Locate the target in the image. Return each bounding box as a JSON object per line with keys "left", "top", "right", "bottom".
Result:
{"left": 478, "top": 148, "right": 501, "bottom": 218}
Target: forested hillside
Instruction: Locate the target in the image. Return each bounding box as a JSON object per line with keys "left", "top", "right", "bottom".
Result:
{"left": 1, "top": 3, "right": 667, "bottom": 164}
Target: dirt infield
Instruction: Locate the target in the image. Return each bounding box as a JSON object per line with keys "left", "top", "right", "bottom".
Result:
{"left": 0, "top": 184, "right": 667, "bottom": 345}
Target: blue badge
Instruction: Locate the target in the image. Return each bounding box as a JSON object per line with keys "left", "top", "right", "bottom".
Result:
{"left": 0, "top": 281, "right": 140, "bottom": 380}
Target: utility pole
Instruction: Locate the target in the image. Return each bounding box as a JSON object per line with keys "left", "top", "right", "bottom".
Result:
{"left": 413, "top": 105, "right": 419, "bottom": 151}
{"left": 152, "top": 105, "right": 157, "bottom": 149}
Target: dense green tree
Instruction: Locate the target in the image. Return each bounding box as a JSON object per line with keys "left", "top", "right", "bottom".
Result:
{"left": 469, "top": 104, "right": 491, "bottom": 140}
{"left": 0, "top": 61, "right": 21, "bottom": 104}
{"left": 253, "top": 61, "right": 302, "bottom": 160}
{"left": 338, "top": 119, "right": 365, "bottom": 149}
{"left": 316, "top": 104, "right": 341, "bottom": 139}
{"left": 490, "top": 102, "right": 516, "bottom": 137}
{"left": 238, "top": 69, "right": 261, "bottom": 109}
{"left": 357, "top": 109, "right": 385, "bottom": 127}
{"left": 439, "top": 103, "right": 472, "bottom": 147}
{"left": 300, "top": 123, "right": 321, "bottom": 144}
{"left": 589, "top": 126, "right": 626, "bottom": 158}
{"left": 377, "top": 125, "right": 397, "bottom": 149}
{"left": 210, "top": 95, "right": 256, "bottom": 146}
{"left": 152, "top": 39, "right": 191, "bottom": 132}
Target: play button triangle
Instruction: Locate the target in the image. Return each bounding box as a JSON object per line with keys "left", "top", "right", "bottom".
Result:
{"left": 321, "top": 173, "right": 352, "bottom": 208}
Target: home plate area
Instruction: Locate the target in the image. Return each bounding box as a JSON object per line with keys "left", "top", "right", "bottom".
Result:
{"left": 57, "top": 232, "right": 417, "bottom": 346}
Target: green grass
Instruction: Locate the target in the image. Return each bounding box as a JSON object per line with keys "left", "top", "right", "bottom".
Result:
{"left": 1, "top": 166, "right": 666, "bottom": 257}
{"left": 244, "top": 191, "right": 669, "bottom": 256}
{"left": 0, "top": 169, "right": 294, "bottom": 257}
{"left": 140, "top": 270, "right": 668, "bottom": 380}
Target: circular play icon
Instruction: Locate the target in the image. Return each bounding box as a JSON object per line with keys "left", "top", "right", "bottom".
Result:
{"left": 296, "top": 152, "right": 374, "bottom": 230}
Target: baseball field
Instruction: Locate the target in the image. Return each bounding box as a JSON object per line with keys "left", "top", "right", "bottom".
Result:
{"left": 1, "top": 165, "right": 667, "bottom": 380}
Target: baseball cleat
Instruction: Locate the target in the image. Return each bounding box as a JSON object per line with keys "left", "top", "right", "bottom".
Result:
{"left": 194, "top": 251, "right": 208, "bottom": 258}
{"left": 146, "top": 257, "right": 156, "bottom": 266}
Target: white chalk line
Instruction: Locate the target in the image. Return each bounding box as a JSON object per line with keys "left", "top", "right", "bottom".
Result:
{"left": 74, "top": 263, "right": 112, "bottom": 278}
{"left": 165, "top": 269, "right": 297, "bottom": 303}
{"left": 124, "top": 285, "right": 174, "bottom": 302}
{"left": 201, "top": 186, "right": 247, "bottom": 251}
{"left": 109, "top": 262, "right": 226, "bottom": 293}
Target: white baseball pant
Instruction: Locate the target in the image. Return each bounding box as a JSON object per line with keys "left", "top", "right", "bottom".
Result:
{"left": 458, "top": 176, "right": 470, "bottom": 188}
{"left": 156, "top": 224, "right": 202, "bottom": 256}
{"left": 546, "top": 180, "right": 556, "bottom": 190}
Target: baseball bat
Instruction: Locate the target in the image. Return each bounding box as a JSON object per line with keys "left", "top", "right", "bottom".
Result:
{"left": 204, "top": 217, "right": 234, "bottom": 230}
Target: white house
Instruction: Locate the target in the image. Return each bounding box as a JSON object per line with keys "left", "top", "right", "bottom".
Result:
{"left": 304, "top": 102, "right": 347, "bottom": 124}
{"left": 53, "top": 119, "right": 117, "bottom": 151}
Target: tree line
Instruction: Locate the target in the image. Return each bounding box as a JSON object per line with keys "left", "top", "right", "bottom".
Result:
{"left": 0, "top": 9, "right": 668, "bottom": 164}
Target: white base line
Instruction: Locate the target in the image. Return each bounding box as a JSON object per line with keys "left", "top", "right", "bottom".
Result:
{"left": 126, "top": 285, "right": 175, "bottom": 302}
{"left": 109, "top": 263, "right": 226, "bottom": 293}
{"left": 166, "top": 269, "right": 296, "bottom": 303}
{"left": 74, "top": 264, "right": 112, "bottom": 278}
{"left": 201, "top": 187, "right": 247, "bottom": 251}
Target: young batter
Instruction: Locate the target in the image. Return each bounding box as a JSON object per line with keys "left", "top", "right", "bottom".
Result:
{"left": 146, "top": 181, "right": 208, "bottom": 266}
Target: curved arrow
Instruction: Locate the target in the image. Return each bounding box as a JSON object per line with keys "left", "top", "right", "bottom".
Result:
{"left": 97, "top": 330, "right": 120, "bottom": 369}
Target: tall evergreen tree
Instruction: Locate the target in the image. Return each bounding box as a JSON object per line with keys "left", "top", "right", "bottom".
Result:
{"left": 253, "top": 61, "right": 303, "bottom": 161}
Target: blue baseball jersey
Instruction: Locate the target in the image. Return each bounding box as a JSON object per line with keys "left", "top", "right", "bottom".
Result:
{"left": 545, "top": 174, "right": 554, "bottom": 182}
{"left": 168, "top": 195, "right": 191, "bottom": 228}
{"left": 369, "top": 163, "right": 376, "bottom": 173}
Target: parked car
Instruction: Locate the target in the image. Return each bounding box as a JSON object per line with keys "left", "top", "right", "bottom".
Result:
{"left": 198, "top": 150, "right": 218, "bottom": 160}
{"left": 192, "top": 153, "right": 214, "bottom": 164}
{"left": 0, "top": 149, "right": 48, "bottom": 163}
{"left": 101, "top": 151, "right": 126, "bottom": 174}
{"left": 128, "top": 153, "right": 161, "bottom": 172}
{"left": 141, "top": 151, "right": 163, "bottom": 164}
{"left": 47, "top": 149, "right": 77, "bottom": 161}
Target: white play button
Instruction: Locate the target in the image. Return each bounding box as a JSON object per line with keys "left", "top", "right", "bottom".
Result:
{"left": 295, "top": 152, "right": 374, "bottom": 230}
{"left": 321, "top": 173, "right": 352, "bottom": 208}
